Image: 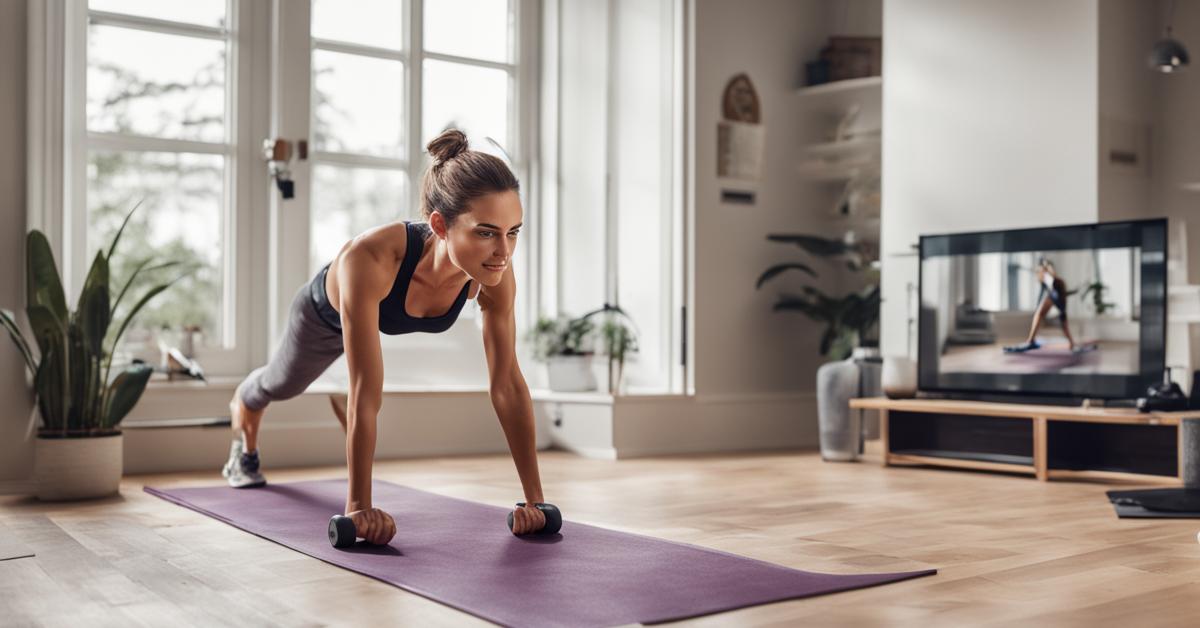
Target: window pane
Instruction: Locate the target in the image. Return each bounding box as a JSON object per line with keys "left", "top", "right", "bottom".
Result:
{"left": 310, "top": 165, "right": 409, "bottom": 274}
{"left": 89, "top": 0, "right": 226, "bottom": 28}
{"left": 87, "top": 151, "right": 226, "bottom": 354}
{"left": 313, "top": 50, "right": 405, "bottom": 157}
{"left": 312, "top": 0, "right": 403, "bottom": 50}
{"left": 422, "top": 59, "right": 510, "bottom": 151}
{"left": 424, "top": 0, "right": 511, "bottom": 63}
{"left": 88, "top": 25, "right": 226, "bottom": 142}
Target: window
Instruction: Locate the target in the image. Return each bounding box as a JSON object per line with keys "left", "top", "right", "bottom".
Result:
{"left": 73, "top": 0, "right": 256, "bottom": 376}
{"left": 308, "top": 0, "right": 520, "bottom": 279}
{"left": 282, "top": 0, "right": 536, "bottom": 389}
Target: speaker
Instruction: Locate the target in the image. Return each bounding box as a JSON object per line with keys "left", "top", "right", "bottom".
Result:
{"left": 1191, "top": 371, "right": 1200, "bottom": 410}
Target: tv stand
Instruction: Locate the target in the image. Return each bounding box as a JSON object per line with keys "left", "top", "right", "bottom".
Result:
{"left": 849, "top": 397, "right": 1199, "bottom": 482}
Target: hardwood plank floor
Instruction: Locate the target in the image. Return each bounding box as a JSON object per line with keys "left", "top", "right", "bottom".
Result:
{"left": 2, "top": 441, "right": 1198, "bottom": 627}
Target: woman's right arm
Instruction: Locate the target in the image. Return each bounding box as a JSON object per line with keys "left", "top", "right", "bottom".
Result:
{"left": 336, "top": 246, "right": 388, "bottom": 516}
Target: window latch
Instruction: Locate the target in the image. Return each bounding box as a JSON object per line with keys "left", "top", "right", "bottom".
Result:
{"left": 262, "top": 138, "right": 307, "bottom": 199}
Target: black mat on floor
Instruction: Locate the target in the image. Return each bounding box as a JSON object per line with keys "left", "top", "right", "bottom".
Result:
{"left": 1107, "top": 488, "right": 1200, "bottom": 518}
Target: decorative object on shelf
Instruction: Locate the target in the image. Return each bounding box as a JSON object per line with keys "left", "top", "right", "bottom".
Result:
{"left": 1, "top": 201, "right": 190, "bottom": 500}
{"left": 882, "top": 355, "right": 918, "bottom": 399}
{"left": 807, "top": 36, "right": 882, "bottom": 86}
{"left": 1149, "top": 0, "right": 1190, "bottom": 73}
{"left": 717, "top": 73, "right": 765, "bottom": 181}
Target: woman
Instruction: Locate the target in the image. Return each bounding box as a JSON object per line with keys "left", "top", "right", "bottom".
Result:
{"left": 222, "top": 129, "right": 548, "bottom": 543}
{"left": 1004, "top": 258, "right": 1078, "bottom": 353}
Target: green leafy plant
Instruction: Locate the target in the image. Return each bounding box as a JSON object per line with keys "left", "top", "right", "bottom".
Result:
{"left": 526, "top": 315, "right": 597, "bottom": 361}
{"left": 756, "top": 232, "right": 880, "bottom": 361}
{"left": 1079, "top": 280, "right": 1116, "bottom": 315}
{"left": 526, "top": 304, "right": 640, "bottom": 393}
{"left": 1, "top": 202, "right": 189, "bottom": 437}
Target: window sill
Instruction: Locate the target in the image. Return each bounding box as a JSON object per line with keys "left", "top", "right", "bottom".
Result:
{"left": 142, "top": 376, "right": 684, "bottom": 401}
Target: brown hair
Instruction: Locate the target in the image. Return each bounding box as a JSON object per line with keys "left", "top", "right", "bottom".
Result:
{"left": 421, "top": 128, "right": 520, "bottom": 227}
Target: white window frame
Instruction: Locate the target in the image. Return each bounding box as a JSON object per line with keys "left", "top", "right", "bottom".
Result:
{"left": 275, "top": 0, "right": 541, "bottom": 374}
{"left": 29, "top": 0, "right": 270, "bottom": 378}
{"left": 29, "top": 0, "right": 540, "bottom": 389}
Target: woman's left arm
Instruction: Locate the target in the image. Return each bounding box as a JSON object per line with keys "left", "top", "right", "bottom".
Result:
{"left": 479, "top": 266, "right": 544, "bottom": 506}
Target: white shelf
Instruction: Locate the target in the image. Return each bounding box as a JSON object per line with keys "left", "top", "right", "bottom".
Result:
{"left": 797, "top": 76, "right": 882, "bottom": 97}
{"left": 802, "top": 136, "right": 881, "bottom": 158}
{"left": 795, "top": 160, "right": 879, "bottom": 182}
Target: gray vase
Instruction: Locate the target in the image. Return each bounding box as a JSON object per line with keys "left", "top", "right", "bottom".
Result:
{"left": 816, "top": 347, "right": 882, "bottom": 461}
{"left": 1184, "top": 418, "right": 1200, "bottom": 488}
{"left": 817, "top": 358, "right": 861, "bottom": 461}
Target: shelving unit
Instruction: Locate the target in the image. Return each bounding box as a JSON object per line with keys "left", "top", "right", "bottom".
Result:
{"left": 796, "top": 76, "right": 882, "bottom": 184}
{"left": 796, "top": 75, "right": 882, "bottom": 99}
{"left": 850, "top": 397, "right": 1196, "bottom": 483}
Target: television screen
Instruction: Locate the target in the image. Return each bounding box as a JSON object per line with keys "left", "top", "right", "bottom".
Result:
{"left": 919, "top": 219, "right": 1166, "bottom": 400}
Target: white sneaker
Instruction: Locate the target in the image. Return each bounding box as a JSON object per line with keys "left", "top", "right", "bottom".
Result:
{"left": 221, "top": 439, "right": 267, "bottom": 488}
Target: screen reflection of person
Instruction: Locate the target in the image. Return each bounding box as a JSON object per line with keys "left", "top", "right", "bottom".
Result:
{"left": 1004, "top": 258, "right": 1078, "bottom": 353}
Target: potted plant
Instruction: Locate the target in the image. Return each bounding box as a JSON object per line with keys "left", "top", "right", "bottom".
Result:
{"left": 756, "top": 229, "right": 881, "bottom": 462}
{"left": 1, "top": 203, "right": 187, "bottom": 500}
{"left": 526, "top": 314, "right": 598, "bottom": 392}
{"left": 755, "top": 231, "right": 880, "bottom": 359}
{"left": 579, "top": 303, "right": 639, "bottom": 394}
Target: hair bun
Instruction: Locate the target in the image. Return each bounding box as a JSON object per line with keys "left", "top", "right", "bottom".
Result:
{"left": 427, "top": 128, "right": 469, "bottom": 165}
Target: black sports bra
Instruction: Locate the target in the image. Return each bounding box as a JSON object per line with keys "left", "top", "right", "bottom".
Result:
{"left": 309, "top": 221, "right": 472, "bottom": 335}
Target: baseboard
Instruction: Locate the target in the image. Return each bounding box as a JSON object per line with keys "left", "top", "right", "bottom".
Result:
{"left": 0, "top": 478, "right": 34, "bottom": 496}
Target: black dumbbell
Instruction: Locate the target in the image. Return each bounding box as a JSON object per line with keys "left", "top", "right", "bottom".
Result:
{"left": 507, "top": 502, "right": 562, "bottom": 535}
{"left": 328, "top": 514, "right": 358, "bottom": 548}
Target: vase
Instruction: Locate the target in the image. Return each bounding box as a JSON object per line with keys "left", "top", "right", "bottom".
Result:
{"left": 817, "top": 358, "right": 862, "bottom": 461}
{"left": 854, "top": 347, "right": 883, "bottom": 440}
{"left": 1184, "top": 418, "right": 1200, "bottom": 488}
{"left": 35, "top": 432, "right": 123, "bottom": 501}
{"left": 546, "top": 354, "right": 598, "bottom": 392}
{"left": 882, "top": 355, "right": 918, "bottom": 399}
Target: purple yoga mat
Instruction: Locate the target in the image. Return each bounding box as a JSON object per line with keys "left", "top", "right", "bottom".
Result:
{"left": 145, "top": 479, "right": 935, "bottom": 627}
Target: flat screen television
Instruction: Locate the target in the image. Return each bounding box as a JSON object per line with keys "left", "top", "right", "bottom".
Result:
{"left": 918, "top": 219, "right": 1167, "bottom": 401}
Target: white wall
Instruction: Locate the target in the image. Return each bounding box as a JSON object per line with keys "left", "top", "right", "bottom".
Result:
{"left": 1097, "top": 0, "right": 1161, "bottom": 224}
{"left": 880, "top": 0, "right": 1101, "bottom": 358}
{"left": 0, "top": 0, "right": 32, "bottom": 488}
{"left": 692, "top": 0, "right": 853, "bottom": 395}
{"left": 1151, "top": 0, "right": 1200, "bottom": 283}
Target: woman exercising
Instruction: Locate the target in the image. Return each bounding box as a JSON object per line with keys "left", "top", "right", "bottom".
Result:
{"left": 1005, "top": 258, "right": 1079, "bottom": 353}
{"left": 222, "top": 128, "right": 548, "bottom": 544}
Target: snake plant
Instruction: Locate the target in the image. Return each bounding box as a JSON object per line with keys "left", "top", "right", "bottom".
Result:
{"left": 1, "top": 202, "right": 187, "bottom": 437}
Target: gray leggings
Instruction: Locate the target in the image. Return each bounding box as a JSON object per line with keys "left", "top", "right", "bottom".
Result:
{"left": 236, "top": 283, "right": 345, "bottom": 411}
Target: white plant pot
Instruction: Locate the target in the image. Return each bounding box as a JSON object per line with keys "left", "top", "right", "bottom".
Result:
{"left": 547, "top": 354, "right": 598, "bottom": 392}
{"left": 35, "top": 432, "right": 123, "bottom": 501}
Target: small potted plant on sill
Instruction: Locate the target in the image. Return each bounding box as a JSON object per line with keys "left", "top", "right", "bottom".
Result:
{"left": 579, "top": 303, "right": 639, "bottom": 395}
{"left": 1, "top": 202, "right": 188, "bottom": 500}
{"left": 527, "top": 314, "right": 599, "bottom": 392}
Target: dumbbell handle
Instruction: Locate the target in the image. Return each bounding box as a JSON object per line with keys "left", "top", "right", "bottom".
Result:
{"left": 507, "top": 502, "right": 563, "bottom": 535}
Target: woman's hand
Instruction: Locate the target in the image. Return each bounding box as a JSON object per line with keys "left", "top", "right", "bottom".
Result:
{"left": 510, "top": 503, "right": 547, "bottom": 535}
{"left": 346, "top": 507, "right": 396, "bottom": 545}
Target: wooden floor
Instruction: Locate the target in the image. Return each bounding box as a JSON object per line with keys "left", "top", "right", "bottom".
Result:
{"left": 3, "top": 441, "right": 1200, "bottom": 627}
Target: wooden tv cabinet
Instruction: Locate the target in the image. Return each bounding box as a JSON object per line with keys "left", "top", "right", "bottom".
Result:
{"left": 849, "top": 397, "right": 1200, "bottom": 483}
